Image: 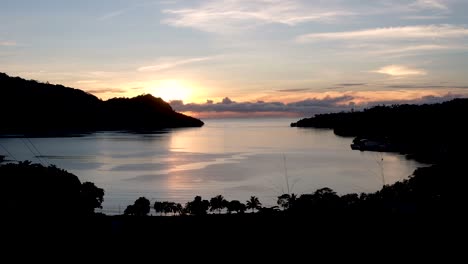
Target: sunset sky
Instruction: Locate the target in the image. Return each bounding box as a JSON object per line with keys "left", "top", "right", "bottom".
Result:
{"left": 2, "top": 0, "right": 468, "bottom": 117}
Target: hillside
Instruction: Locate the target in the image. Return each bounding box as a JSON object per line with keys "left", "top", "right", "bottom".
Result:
{"left": 0, "top": 73, "right": 203, "bottom": 135}
{"left": 291, "top": 99, "right": 468, "bottom": 163}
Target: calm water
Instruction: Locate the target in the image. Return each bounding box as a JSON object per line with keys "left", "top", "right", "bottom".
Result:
{"left": 0, "top": 118, "right": 422, "bottom": 214}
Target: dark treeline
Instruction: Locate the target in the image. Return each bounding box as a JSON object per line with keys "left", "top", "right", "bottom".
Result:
{"left": 4, "top": 158, "right": 459, "bottom": 220}
{"left": 1, "top": 159, "right": 463, "bottom": 248}
{"left": 291, "top": 99, "right": 468, "bottom": 163}
{"left": 0, "top": 72, "right": 203, "bottom": 135}
{"left": 122, "top": 162, "right": 461, "bottom": 218}
{"left": 0, "top": 160, "right": 104, "bottom": 216}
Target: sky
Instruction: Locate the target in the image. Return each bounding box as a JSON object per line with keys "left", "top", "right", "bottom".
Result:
{"left": 1, "top": 0, "right": 468, "bottom": 117}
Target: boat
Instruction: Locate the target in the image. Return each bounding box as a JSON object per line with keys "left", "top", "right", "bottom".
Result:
{"left": 350, "top": 138, "right": 392, "bottom": 152}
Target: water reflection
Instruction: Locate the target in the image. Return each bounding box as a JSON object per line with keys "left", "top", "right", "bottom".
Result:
{"left": 0, "top": 118, "right": 423, "bottom": 214}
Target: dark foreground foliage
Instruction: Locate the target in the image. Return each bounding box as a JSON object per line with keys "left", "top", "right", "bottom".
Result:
{"left": 0, "top": 161, "right": 104, "bottom": 216}
{"left": 1, "top": 161, "right": 465, "bottom": 254}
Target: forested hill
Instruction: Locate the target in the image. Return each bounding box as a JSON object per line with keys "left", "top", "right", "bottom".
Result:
{"left": 0, "top": 72, "right": 203, "bottom": 135}
{"left": 291, "top": 99, "right": 468, "bottom": 163}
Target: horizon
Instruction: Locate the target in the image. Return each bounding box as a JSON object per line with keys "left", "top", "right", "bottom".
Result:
{"left": 2, "top": 0, "right": 468, "bottom": 117}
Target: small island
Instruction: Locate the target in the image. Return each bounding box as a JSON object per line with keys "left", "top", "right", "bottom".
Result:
{"left": 0, "top": 73, "right": 203, "bottom": 136}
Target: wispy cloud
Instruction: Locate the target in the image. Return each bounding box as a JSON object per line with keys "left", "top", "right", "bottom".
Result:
{"left": 0, "top": 41, "right": 17, "bottom": 47}
{"left": 162, "top": 0, "right": 353, "bottom": 33}
{"left": 76, "top": 80, "right": 99, "bottom": 84}
{"left": 367, "top": 44, "right": 468, "bottom": 56}
{"left": 382, "top": 84, "right": 468, "bottom": 89}
{"left": 337, "top": 83, "right": 367, "bottom": 87}
{"left": 98, "top": 10, "right": 126, "bottom": 21}
{"left": 85, "top": 88, "right": 127, "bottom": 94}
{"left": 412, "top": 0, "right": 448, "bottom": 11}
{"left": 372, "top": 65, "right": 427, "bottom": 77}
{"left": 137, "top": 56, "right": 216, "bottom": 72}
{"left": 403, "top": 15, "right": 447, "bottom": 20}
{"left": 277, "top": 88, "right": 311, "bottom": 92}
{"left": 297, "top": 24, "right": 468, "bottom": 43}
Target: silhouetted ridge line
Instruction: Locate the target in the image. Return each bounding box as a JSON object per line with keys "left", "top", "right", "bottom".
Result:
{"left": 0, "top": 72, "right": 203, "bottom": 135}
{"left": 291, "top": 98, "right": 468, "bottom": 164}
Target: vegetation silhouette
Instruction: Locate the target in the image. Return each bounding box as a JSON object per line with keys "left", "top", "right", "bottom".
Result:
{"left": 246, "top": 196, "right": 262, "bottom": 213}
{"left": 0, "top": 160, "right": 104, "bottom": 216}
{"left": 226, "top": 200, "right": 246, "bottom": 214}
{"left": 154, "top": 201, "right": 183, "bottom": 216}
{"left": 209, "top": 194, "right": 228, "bottom": 214}
{"left": 291, "top": 98, "right": 468, "bottom": 164}
{"left": 0, "top": 72, "right": 203, "bottom": 136}
{"left": 277, "top": 193, "right": 296, "bottom": 210}
{"left": 185, "top": 196, "right": 210, "bottom": 215}
{"left": 124, "top": 197, "right": 150, "bottom": 216}
{"left": 288, "top": 99, "right": 467, "bottom": 217}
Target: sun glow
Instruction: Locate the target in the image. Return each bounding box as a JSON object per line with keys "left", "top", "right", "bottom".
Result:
{"left": 153, "top": 80, "right": 192, "bottom": 102}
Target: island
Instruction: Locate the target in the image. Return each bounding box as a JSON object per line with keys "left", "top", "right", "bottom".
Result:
{"left": 0, "top": 72, "right": 203, "bottom": 136}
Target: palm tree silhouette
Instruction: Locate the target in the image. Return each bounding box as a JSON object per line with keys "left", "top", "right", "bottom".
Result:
{"left": 246, "top": 196, "right": 262, "bottom": 213}
{"left": 277, "top": 193, "right": 297, "bottom": 210}
{"left": 210, "top": 195, "right": 228, "bottom": 214}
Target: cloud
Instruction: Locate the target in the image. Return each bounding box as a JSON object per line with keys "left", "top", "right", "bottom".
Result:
{"left": 162, "top": 0, "right": 353, "bottom": 33}
{"left": 137, "top": 56, "right": 215, "bottom": 72}
{"left": 403, "top": 15, "right": 447, "bottom": 20}
{"left": 372, "top": 65, "right": 427, "bottom": 77}
{"left": 412, "top": 0, "right": 448, "bottom": 10}
{"left": 170, "top": 93, "right": 464, "bottom": 117}
{"left": 297, "top": 24, "right": 468, "bottom": 43}
{"left": 85, "top": 88, "right": 127, "bottom": 94}
{"left": 76, "top": 80, "right": 98, "bottom": 84}
{"left": 367, "top": 93, "right": 461, "bottom": 106}
{"left": 368, "top": 44, "right": 463, "bottom": 56}
{"left": 383, "top": 84, "right": 468, "bottom": 89}
{"left": 337, "top": 83, "right": 367, "bottom": 87}
{"left": 98, "top": 10, "right": 126, "bottom": 21}
{"left": 0, "top": 41, "right": 17, "bottom": 47}
{"left": 171, "top": 95, "right": 356, "bottom": 116}
{"left": 276, "top": 88, "right": 311, "bottom": 92}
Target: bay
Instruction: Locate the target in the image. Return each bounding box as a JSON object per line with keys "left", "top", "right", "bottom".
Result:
{"left": 0, "top": 118, "right": 422, "bottom": 215}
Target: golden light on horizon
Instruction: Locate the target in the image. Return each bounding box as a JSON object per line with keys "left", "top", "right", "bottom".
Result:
{"left": 152, "top": 80, "right": 192, "bottom": 102}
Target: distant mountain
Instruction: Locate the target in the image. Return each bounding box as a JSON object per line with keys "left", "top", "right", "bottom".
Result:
{"left": 0, "top": 72, "right": 203, "bottom": 135}
{"left": 291, "top": 99, "right": 468, "bottom": 164}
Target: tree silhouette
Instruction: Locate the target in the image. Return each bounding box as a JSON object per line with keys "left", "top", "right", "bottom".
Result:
{"left": 185, "top": 196, "right": 210, "bottom": 216}
{"left": 124, "top": 205, "right": 135, "bottom": 216}
{"left": 0, "top": 160, "right": 104, "bottom": 216}
{"left": 277, "top": 193, "right": 297, "bottom": 210}
{"left": 210, "top": 195, "right": 228, "bottom": 214}
{"left": 174, "top": 203, "right": 183, "bottom": 216}
{"left": 226, "top": 200, "right": 246, "bottom": 214}
{"left": 125, "top": 197, "right": 150, "bottom": 216}
{"left": 154, "top": 201, "right": 163, "bottom": 216}
{"left": 246, "top": 196, "right": 262, "bottom": 213}
{"left": 79, "top": 182, "right": 105, "bottom": 215}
